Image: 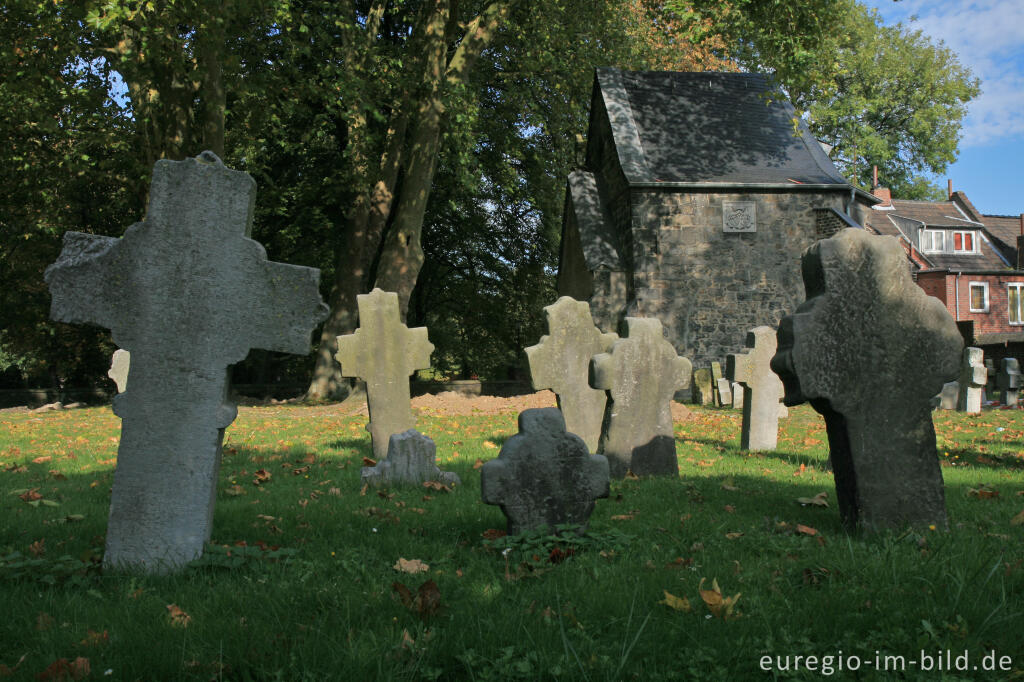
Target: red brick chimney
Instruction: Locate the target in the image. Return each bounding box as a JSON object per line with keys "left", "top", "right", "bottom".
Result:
{"left": 870, "top": 165, "right": 892, "bottom": 207}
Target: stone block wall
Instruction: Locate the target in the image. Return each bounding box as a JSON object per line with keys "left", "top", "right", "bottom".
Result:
{"left": 628, "top": 189, "right": 853, "bottom": 368}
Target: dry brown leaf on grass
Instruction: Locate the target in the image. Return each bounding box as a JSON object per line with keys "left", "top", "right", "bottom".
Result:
{"left": 35, "top": 657, "right": 89, "bottom": 682}
{"left": 698, "top": 578, "right": 741, "bottom": 620}
{"left": 393, "top": 580, "right": 442, "bottom": 619}
{"left": 166, "top": 604, "right": 192, "bottom": 627}
{"left": 422, "top": 481, "right": 452, "bottom": 493}
{"left": 796, "top": 524, "right": 818, "bottom": 536}
{"left": 393, "top": 558, "right": 430, "bottom": 574}
{"left": 1010, "top": 509, "right": 1024, "bottom": 526}
{"left": 796, "top": 492, "right": 829, "bottom": 507}
{"left": 483, "top": 441, "right": 498, "bottom": 449}
{"left": 725, "top": 532, "right": 744, "bottom": 539}
{"left": 362, "top": 457, "right": 377, "bottom": 467}
{"left": 969, "top": 486, "right": 999, "bottom": 499}
{"left": 658, "top": 590, "right": 692, "bottom": 612}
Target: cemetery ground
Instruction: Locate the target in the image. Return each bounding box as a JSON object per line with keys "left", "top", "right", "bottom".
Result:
{"left": 1, "top": 398, "right": 1023, "bottom": 680}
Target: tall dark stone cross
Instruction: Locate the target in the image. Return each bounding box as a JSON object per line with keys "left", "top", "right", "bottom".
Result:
{"left": 771, "top": 228, "right": 961, "bottom": 531}
{"left": 45, "top": 153, "right": 328, "bottom": 571}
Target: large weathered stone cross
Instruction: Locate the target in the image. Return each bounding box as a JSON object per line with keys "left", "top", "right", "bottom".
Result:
{"left": 727, "top": 326, "right": 784, "bottom": 451}
{"left": 590, "top": 317, "right": 691, "bottom": 478}
{"left": 44, "top": 153, "right": 328, "bottom": 572}
{"left": 335, "top": 288, "right": 433, "bottom": 459}
{"left": 524, "top": 296, "right": 617, "bottom": 452}
{"left": 770, "top": 228, "right": 961, "bottom": 531}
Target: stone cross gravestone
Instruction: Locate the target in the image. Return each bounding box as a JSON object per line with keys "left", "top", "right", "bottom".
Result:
{"left": 997, "top": 357, "right": 1021, "bottom": 406}
{"left": 590, "top": 317, "right": 692, "bottom": 478}
{"left": 336, "top": 288, "right": 433, "bottom": 460}
{"left": 524, "top": 297, "right": 617, "bottom": 451}
{"left": 481, "top": 408, "right": 609, "bottom": 535}
{"left": 957, "top": 347, "right": 985, "bottom": 414}
{"left": 770, "top": 228, "right": 961, "bottom": 531}
{"left": 107, "top": 349, "right": 130, "bottom": 393}
{"left": 727, "top": 326, "right": 785, "bottom": 451}
{"left": 693, "top": 368, "right": 713, "bottom": 405}
{"left": 44, "top": 152, "right": 328, "bottom": 571}
{"left": 361, "top": 429, "right": 460, "bottom": 487}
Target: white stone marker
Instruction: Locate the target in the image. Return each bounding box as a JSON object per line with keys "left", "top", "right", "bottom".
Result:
{"left": 727, "top": 326, "right": 785, "bottom": 451}
{"left": 957, "top": 347, "right": 985, "bottom": 414}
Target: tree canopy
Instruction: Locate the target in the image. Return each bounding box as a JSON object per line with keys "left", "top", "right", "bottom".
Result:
{"left": 0, "top": 0, "right": 980, "bottom": 392}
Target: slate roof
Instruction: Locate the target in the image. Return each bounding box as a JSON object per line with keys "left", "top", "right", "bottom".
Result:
{"left": 596, "top": 68, "right": 852, "bottom": 187}
{"left": 980, "top": 214, "right": 1021, "bottom": 264}
{"left": 567, "top": 170, "right": 622, "bottom": 270}
{"left": 887, "top": 199, "right": 981, "bottom": 228}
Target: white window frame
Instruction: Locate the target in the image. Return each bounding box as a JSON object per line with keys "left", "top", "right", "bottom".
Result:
{"left": 921, "top": 229, "right": 945, "bottom": 253}
{"left": 1010, "top": 283, "right": 1024, "bottom": 326}
{"left": 968, "top": 281, "right": 989, "bottom": 313}
{"left": 952, "top": 230, "right": 978, "bottom": 253}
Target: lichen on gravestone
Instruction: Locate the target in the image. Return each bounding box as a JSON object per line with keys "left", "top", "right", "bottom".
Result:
{"left": 771, "top": 228, "right": 961, "bottom": 531}
{"left": 44, "top": 152, "right": 328, "bottom": 572}
{"left": 481, "top": 408, "right": 609, "bottom": 535}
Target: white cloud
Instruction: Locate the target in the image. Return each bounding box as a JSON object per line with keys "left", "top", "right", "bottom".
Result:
{"left": 866, "top": 0, "right": 1024, "bottom": 147}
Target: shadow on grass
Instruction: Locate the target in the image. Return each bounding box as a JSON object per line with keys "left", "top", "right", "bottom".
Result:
{"left": 679, "top": 437, "right": 831, "bottom": 469}
{"left": 324, "top": 438, "right": 372, "bottom": 455}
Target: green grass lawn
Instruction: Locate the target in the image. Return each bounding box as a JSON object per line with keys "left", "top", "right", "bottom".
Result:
{"left": 1, "top": 402, "right": 1022, "bottom": 680}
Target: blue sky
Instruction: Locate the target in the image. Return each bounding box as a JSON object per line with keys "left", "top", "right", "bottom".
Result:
{"left": 864, "top": 0, "right": 1024, "bottom": 215}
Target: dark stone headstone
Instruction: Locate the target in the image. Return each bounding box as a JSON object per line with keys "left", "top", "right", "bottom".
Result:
{"left": 480, "top": 408, "right": 609, "bottom": 535}
{"left": 771, "top": 228, "right": 961, "bottom": 531}
{"left": 996, "top": 357, "right": 1021, "bottom": 407}
{"left": 590, "top": 317, "right": 691, "bottom": 478}
{"left": 44, "top": 153, "right": 328, "bottom": 571}
{"left": 525, "top": 296, "right": 617, "bottom": 451}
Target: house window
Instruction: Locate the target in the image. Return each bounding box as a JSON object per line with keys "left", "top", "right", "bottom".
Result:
{"left": 953, "top": 230, "right": 976, "bottom": 253}
{"left": 921, "top": 229, "right": 944, "bottom": 252}
{"left": 969, "top": 282, "right": 989, "bottom": 312}
{"left": 1011, "top": 284, "right": 1024, "bottom": 325}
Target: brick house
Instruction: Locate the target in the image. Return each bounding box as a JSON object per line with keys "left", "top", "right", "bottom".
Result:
{"left": 863, "top": 186, "right": 1024, "bottom": 364}
{"left": 557, "top": 68, "right": 877, "bottom": 369}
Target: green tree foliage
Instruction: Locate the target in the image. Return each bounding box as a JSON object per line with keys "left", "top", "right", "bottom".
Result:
{"left": 795, "top": 4, "right": 980, "bottom": 198}
{"left": 0, "top": 0, "right": 982, "bottom": 390}
{"left": 0, "top": 2, "right": 141, "bottom": 388}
